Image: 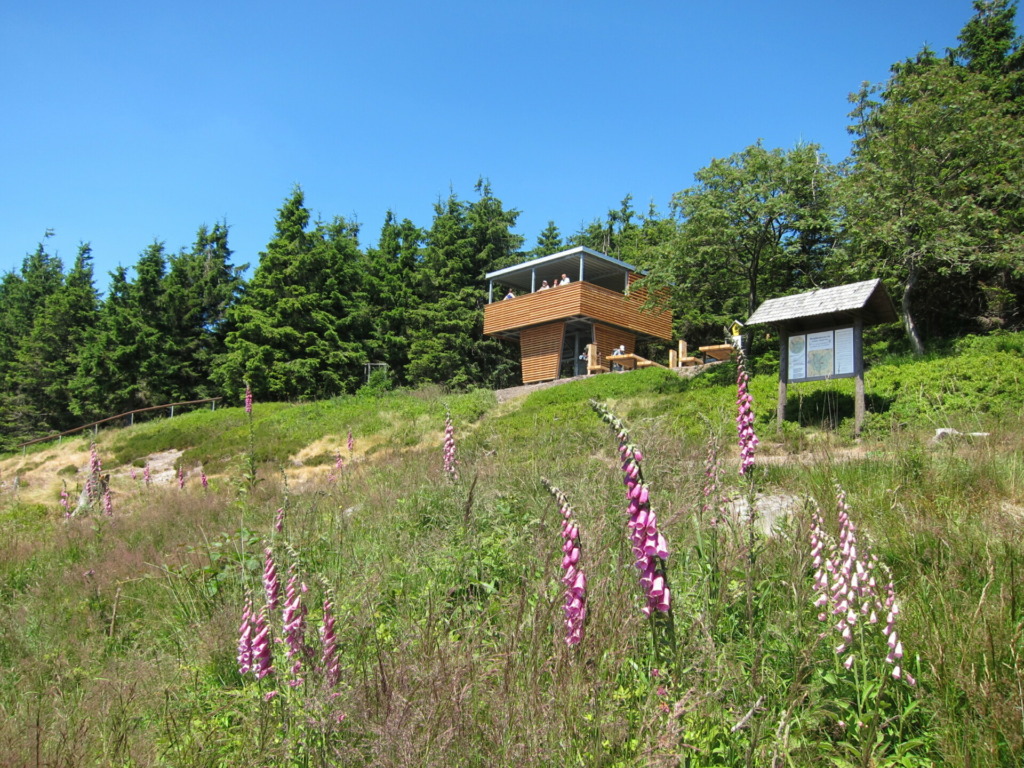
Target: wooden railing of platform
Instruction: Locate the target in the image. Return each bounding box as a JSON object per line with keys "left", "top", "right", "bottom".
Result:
{"left": 484, "top": 281, "right": 672, "bottom": 340}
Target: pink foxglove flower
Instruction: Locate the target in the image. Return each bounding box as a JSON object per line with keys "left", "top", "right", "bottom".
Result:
{"left": 251, "top": 606, "right": 273, "bottom": 679}
{"left": 592, "top": 401, "right": 673, "bottom": 619}
{"left": 200, "top": 469, "right": 208, "bottom": 489}
{"left": 177, "top": 466, "right": 185, "bottom": 490}
{"left": 60, "top": 483, "right": 71, "bottom": 517}
{"left": 810, "top": 485, "right": 915, "bottom": 686}
{"left": 244, "top": 383, "right": 253, "bottom": 415}
{"left": 90, "top": 443, "right": 103, "bottom": 476}
{"left": 281, "top": 567, "right": 308, "bottom": 686}
{"left": 263, "top": 547, "right": 281, "bottom": 610}
{"left": 274, "top": 508, "right": 284, "bottom": 532}
{"left": 735, "top": 349, "right": 758, "bottom": 475}
{"left": 701, "top": 433, "right": 724, "bottom": 526}
{"left": 347, "top": 429, "right": 354, "bottom": 456}
{"left": 143, "top": 462, "right": 151, "bottom": 487}
{"left": 321, "top": 598, "right": 340, "bottom": 686}
{"left": 544, "top": 480, "right": 588, "bottom": 646}
{"left": 238, "top": 594, "right": 254, "bottom": 675}
{"left": 443, "top": 410, "right": 459, "bottom": 481}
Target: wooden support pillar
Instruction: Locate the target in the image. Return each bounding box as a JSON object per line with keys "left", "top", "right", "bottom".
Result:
{"left": 777, "top": 328, "right": 788, "bottom": 432}
{"left": 854, "top": 317, "right": 865, "bottom": 436}
{"left": 669, "top": 349, "right": 678, "bottom": 368}
{"left": 678, "top": 339, "right": 687, "bottom": 359}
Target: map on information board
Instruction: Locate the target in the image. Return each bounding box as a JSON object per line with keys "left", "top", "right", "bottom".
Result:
{"left": 787, "top": 327, "right": 855, "bottom": 382}
{"left": 788, "top": 335, "right": 806, "bottom": 380}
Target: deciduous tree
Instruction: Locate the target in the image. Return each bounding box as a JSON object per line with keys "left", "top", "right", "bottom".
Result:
{"left": 841, "top": 3, "right": 1024, "bottom": 352}
{"left": 648, "top": 143, "right": 840, "bottom": 343}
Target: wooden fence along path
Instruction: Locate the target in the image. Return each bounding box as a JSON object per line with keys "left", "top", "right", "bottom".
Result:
{"left": 15, "top": 397, "right": 223, "bottom": 450}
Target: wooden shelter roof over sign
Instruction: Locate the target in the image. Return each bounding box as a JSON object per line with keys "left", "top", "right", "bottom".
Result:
{"left": 745, "top": 278, "right": 898, "bottom": 331}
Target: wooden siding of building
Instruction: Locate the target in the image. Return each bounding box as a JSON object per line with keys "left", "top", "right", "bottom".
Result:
{"left": 520, "top": 322, "right": 565, "bottom": 384}
{"left": 594, "top": 324, "right": 635, "bottom": 361}
{"left": 625, "top": 272, "right": 671, "bottom": 307}
{"left": 484, "top": 281, "right": 672, "bottom": 340}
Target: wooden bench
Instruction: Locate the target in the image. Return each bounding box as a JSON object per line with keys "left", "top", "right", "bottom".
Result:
{"left": 608, "top": 353, "right": 666, "bottom": 370}
{"left": 606, "top": 354, "right": 639, "bottom": 371}
{"left": 670, "top": 341, "right": 701, "bottom": 368}
{"left": 698, "top": 344, "right": 735, "bottom": 363}
{"left": 585, "top": 344, "right": 609, "bottom": 374}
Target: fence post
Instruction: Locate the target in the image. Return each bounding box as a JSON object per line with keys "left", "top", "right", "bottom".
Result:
{"left": 170, "top": 405, "right": 175, "bottom": 418}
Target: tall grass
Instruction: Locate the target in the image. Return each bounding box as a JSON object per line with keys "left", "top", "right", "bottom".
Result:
{"left": 0, "top": 338, "right": 1022, "bottom": 766}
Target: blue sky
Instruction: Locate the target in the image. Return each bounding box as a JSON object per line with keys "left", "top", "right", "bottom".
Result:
{"left": 1, "top": 1, "right": 973, "bottom": 289}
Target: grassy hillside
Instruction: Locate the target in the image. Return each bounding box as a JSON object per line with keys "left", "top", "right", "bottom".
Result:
{"left": 1, "top": 335, "right": 1023, "bottom": 767}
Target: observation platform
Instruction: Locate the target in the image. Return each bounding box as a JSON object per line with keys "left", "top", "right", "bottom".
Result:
{"left": 484, "top": 246, "right": 672, "bottom": 384}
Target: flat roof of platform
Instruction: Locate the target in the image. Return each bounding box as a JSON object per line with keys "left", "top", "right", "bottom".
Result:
{"left": 485, "top": 246, "right": 641, "bottom": 293}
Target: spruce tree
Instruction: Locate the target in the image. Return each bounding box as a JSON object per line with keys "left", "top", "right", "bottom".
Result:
{"left": 360, "top": 211, "right": 423, "bottom": 385}
{"left": 69, "top": 266, "right": 141, "bottom": 419}
{"left": 407, "top": 181, "right": 523, "bottom": 389}
{"left": 0, "top": 238, "right": 68, "bottom": 443}
{"left": 532, "top": 220, "right": 563, "bottom": 257}
{"left": 216, "top": 187, "right": 366, "bottom": 401}
{"left": 10, "top": 244, "right": 99, "bottom": 431}
{"left": 163, "top": 222, "right": 245, "bottom": 400}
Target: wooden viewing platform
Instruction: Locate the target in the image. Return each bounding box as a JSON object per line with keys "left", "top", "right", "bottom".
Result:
{"left": 484, "top": 246, "right": 672, "bottom": 384}
{"left": 484, "top": 280, "right": 671, "bottom": 340}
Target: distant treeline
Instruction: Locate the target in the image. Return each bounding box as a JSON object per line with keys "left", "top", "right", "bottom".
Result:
{"left": 1, "top": 2, "right": 1021, "bottom": 448}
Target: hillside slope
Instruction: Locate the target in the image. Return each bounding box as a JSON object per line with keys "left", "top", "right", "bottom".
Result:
{"left": 1, "top": 339, "right": 1023, "bottom": 767}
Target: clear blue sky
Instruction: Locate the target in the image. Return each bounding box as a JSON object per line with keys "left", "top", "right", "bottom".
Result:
{"left": 1, "top": 1, "right": 973, "bottom": 290}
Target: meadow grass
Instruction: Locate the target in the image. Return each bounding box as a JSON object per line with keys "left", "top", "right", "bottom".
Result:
{"left": 0, "top": 336, "right": 1022, "bottom": 766}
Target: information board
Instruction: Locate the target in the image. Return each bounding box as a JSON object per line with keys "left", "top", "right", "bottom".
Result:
{"left": 786, "top": 327, "right": 855, "bottom": 382}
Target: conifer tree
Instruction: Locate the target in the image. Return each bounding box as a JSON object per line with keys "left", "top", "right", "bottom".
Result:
{"left": 10, "top": 244, "right": 99, "bottom": 431}
{"left": 360, "top": 211, "right": 422, "bottom": 385}
{"left": 0, "top": 238, "right": 64, "bottom": 375}
{"left": 163, "top": 222, "right": 245, "bottom": 400}
{"left": 69, "top": 266, "right": 140, "bottom": 419}
{"left": 407, "top": 181, "right": 523, "bottom": 389}
{"left": 570, "top": 195, "right": 642, "bottom": 257}
{"left": 950, "top": 0, "right": 1023, "bottom": 101}
{"left": 0, "top": 238, "right": 69, "bottom": 442}
{"left": 129, "top": 242, "right": 175, "bottom": 405}
{"left": 216, "top": 187, "right": 365, "bottom": 401}
{"left": 69, "top": 243, "right": 174, "bottom": 417}
{"left": 407, "top": 193, "right": 480, "bottom": 388}
{"left": 533, "top": 220, "right": 563, "bottom": 257}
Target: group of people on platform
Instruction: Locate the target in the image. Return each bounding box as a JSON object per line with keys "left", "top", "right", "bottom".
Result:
{"left": 503, "top": 273, "right": 572, "bottom": 300}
